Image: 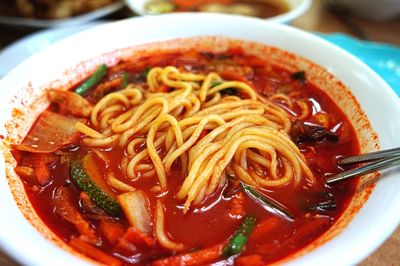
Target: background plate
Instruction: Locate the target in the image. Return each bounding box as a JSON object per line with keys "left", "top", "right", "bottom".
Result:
{"left": 0, "top": 2, "right": 123, "bottom": 28}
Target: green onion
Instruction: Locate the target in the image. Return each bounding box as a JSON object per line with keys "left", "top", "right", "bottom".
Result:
{"left": 74, "top": 64, "right": 107, "bottom": 95}
{"left": 211, "top": 81, "right": 222, "bottom": 88}
{"left": 120, "top": 72, "right": 129, "bottom": 89}
{"left": 241, "top": 183, "right": 295, "bottom": 220}
{"left": 141, "top": 67, "right": 151, "bottom": 80}
{"left": 223, "top": 216, "right": 256, "bottom": 257}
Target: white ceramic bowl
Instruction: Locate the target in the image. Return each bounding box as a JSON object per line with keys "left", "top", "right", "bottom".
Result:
{"left": 125, "top": 0, "right": 311, "bottom": 23}
{"left": 1, "top": 13, "right": 400, "bottom": 266}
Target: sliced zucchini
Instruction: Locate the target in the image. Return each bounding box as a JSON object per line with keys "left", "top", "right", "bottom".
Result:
{"left": 71, "top": 154, "right": 121, "bottom": 216}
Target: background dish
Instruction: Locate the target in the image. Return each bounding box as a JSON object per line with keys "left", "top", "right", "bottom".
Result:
{"left": 125, "top": 0, "right": 311, "bottom": 23}
{"left": 0, "top": 2, "right": 123, "bottom": 28}
{"left": 0, "top": 14, "right": 400, "bottom": 266}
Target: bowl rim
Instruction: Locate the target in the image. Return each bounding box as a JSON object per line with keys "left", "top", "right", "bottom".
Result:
{"left": 1, "top": 13, "right": 400, "bottom": 266}
{"left": 124, "top": 0, "right": 312, "bottom": 23}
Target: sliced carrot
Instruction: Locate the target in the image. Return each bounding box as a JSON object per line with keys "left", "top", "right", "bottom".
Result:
{"left": 158, "top": 83, "right": 170, "bottom": 92}
{"left": 151, "top": 241, "right": 227, "bottom": 266}
{"left": 235, "top": 254, "right": 263, "bottom": 266}
{"left": 53, "top": 186, "right": 99, "bottom": 244}
{"left": 229, "top": 192, "right": 245, "bottom": 219}
{"left": 70, "top": 237, "right": 122, "bottom": 266}
{"left": 30, "top": 153, "right": 51, "bottom": 185}
{"left": 99, "top": 219, "right": 126, "bottom": 245}
{"left": 256, "top": 218, "right": 330, "bottom": 255}
{"left": 117, "top": 227, "right": 155, "bottom": 252}
{"left": 292, "top": 218, "right": 330, "bottom": 241}
{"left": 14, "top": 166, "right": 35, "bottom": 180}
{"left": 250, "top": 216, "right": 281, "bottom": 241}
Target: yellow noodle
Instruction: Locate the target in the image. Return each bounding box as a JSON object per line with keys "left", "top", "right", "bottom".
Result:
{"left": 155, "top": 200, "right": 186, "bottom": 251}
{"left": 77, "top": 65, "right": 315, "bottom": 212}
{"left": 75, "top": 122, "right": 105, "bottom": 139}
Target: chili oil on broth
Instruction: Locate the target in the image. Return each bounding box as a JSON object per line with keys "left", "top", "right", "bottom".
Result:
{"left": 3, "top": 37, "right": 376, "bottom": 266}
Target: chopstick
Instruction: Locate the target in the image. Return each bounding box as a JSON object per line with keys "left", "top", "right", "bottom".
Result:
{"left": 337, "top": 147, "right": 400, "bottom": 165}
{"left": 326, "top": 148, "right": 400, "bottom": 184}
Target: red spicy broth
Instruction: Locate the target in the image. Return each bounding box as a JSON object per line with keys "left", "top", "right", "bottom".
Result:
{"left": 12, "top": 48, "right": 360, "bottom": 266}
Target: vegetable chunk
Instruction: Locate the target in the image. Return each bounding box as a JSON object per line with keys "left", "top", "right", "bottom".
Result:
{"left": 14, "top": 110, "right": 84, "bottom": 153}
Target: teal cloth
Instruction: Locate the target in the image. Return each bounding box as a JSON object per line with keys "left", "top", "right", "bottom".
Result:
{"left": 319, "top": 33, "right": 400, "bottom": 96}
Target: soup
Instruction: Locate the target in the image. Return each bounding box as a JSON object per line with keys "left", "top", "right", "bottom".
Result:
{"left": 11, "top": 46, "right": 359, "bottom": 265}
{"left": 145, "top": 0, "right": 289, "bottom": 18}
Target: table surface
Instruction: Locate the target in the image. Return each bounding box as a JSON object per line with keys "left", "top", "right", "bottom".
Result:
{"left": 0, "top": 1, "right": 399, "bottom": 265}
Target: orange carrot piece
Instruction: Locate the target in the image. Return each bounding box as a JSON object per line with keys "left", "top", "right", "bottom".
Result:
{"left": 229, "top": 192, "right": 245, "bottom": 219}
{"left": 250, "top": 217, "right": 281, "bottom": 241}
{"left": 158, "top": 83, "right": 169, "bottom": 92}
{"left": 99, "top": 219, "right": 126, "bottom": 245}
{"left": 151, "top": 241, "right": 226, "bottom": 266}
{"left": 14, "top": 166, "right": 35, "bottom": 178}
{"left": 31, "top": 154, "right": 51, "bottom": 185}
{"left": 70, "top": 237, "right": 122, "bottom": 266}
{"left": 235, "top": 254, "right": 263, "bottom": 266}
{"left": 256, "top": 218, "right": 330, "bottom": 255}
{"left": 117, "top": 227, "right": 156, "bottom": 250}
{"left": 54, "top": 187, "right": 99, "bottom": 244}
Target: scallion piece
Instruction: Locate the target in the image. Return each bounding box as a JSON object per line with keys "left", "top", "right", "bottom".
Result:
{"left": 211, "top": 81, "right": 222, "bottom": 87}
{"left": 223, "top": 216, "right": 256, "bottom": 257}
{"left": 120, "top": 72, "right": 129, "bottom": 89}
{"left": 141, "top": 66, "right": 151, "bottom": 80}
{"left": 74, "top": 64, "right": 107, "bottom": 95}
{"left": 241, "top": 182, "right": 295, "bottom": 220}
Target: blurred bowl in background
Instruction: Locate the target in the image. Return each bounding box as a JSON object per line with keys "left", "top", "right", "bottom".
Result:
{"left": 330, "top": 0, "right": 400, "bottom": 21}
{"left": 125, "top": 0, "right": 311, "bottom": 23}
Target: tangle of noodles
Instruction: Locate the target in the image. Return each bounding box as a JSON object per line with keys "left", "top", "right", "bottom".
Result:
{"left": 75, "top": 66, "right": 315, "bottom": 212}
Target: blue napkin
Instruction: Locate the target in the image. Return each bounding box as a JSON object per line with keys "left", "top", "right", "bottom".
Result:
{"left": 319, "top": 33, "right": 400, "bottom": 96}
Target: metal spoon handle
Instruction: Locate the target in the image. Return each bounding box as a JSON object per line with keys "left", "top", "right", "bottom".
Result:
{"left": 338, "top": 147, "right": 400, "bottom": 165}
{"left": 327, "top": 155, "right": 400, "bottom": 184}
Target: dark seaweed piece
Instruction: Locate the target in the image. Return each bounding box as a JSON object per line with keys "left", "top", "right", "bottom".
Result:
{"left": 309, "top": 200, "right": 337, "bottom": 212}
{"left": 290, "top": 120, "right": 339, "bottom": 145}
{"left": 220, "top": 88, "right": 237, "bottom": 96}
{"left": 210, "top": 81, "right": 237, "bottom": 96}
{"left": 200, "top": 52, "right": 232, "bottom": 60}
{"left": 241, "top": 183, "right": 295, "bottom": 220}
{"left": 291, "top": 71, "right": 306, "bottom": 83}
{"left": 306, "top": 190, "right": 337, "bottom": 212}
